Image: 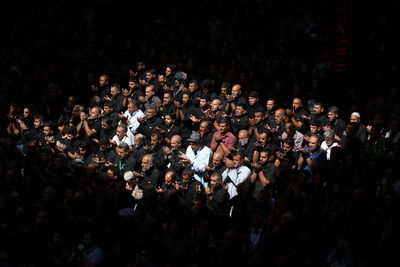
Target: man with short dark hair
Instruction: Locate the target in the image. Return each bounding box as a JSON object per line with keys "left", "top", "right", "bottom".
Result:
{"left": 210, "top": 118, "right": 237, "bottom": 156}
{"left": 325, "top": 106, "right": 347, "bottom": 142}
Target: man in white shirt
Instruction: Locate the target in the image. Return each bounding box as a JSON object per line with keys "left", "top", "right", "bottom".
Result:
{"left": 178, "top": 132, "right": 213, "bottom": 187}
{"left": 222, "top": 152, "right": 251, "bottom": 199}
{"left": 111, "top": 124, "right": 133, "bottom": 147}
{"left": 118, "top": 100, "right": 145, "bottom": 143}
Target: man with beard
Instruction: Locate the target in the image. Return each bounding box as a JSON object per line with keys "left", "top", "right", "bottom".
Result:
{"left": 90, "top": 74, "right": 110, "bottom": 100}
{"left": 204, "top": 151, "right": 227, "bottom": 183}
{"left": 102, "top": 101, "right": 119, "bottom": 129}
{"left": 140, "top": 85, "right": 162, "bottom": 112}
{"left": 191, "top": 93, "right": 211, "bottom": 123}
{"left": 131, "top": 133, "right": 146, "bottom": 163}
{"left": 205, "top": 172, "right": 229, "bottom": 213}
{"left": 174, "top": 168, "right": 204, "bottom": 210}
{"left": 113, "top": 142, "right": 136, "bottom": 179}
{"left": 231, "top": 104, "right": 249, "bottom": 135}
{"left": 136, "top": 105, "right": 163, "bottom": 137}
{"left": 307, "top": 101, "right": 329, "bottom": 130}
{"left": 265, "top": 98, "right": 277, "bottom": 124}
{"left": 149, "top": 132, "right": 167, "bottom": 170}
{"left": 286, "top": 97, "right": 309, "bottom": 133}
{"left": 250, "top": 148, "right": 277, "bottom": 200}
{"left": 247, "top": 91, "right": 264, "bottom": 117}
{"left": 159, "top": 113, "right": 181, "bottom": 144}
{"left": 199, "top": 120, "right": 214, "bottom": 148}
{"left": 104, "top": 83, "right": 124, "bottom": 112}
{"left": 176, "top": 92, "right": 196, "bottom": 140}
{"left": 249, "top": 110, "right": 268, "bottom": 143}
{"left": 281, "top": 122, "right": 304, "bottom": 152}
{"left": 224, "top": 84, "right": 247, "bottom": 114}
{"left": 349, "top": 112, "right": 367, "bottom": 144}
{"left": 324, "top": 106, "right": 347, "bottom": 142}
{"left": 235, "top": 129, "right": 255, "bottom": 163}
{"left": 160, "top": 92, "right": 175, "bottom": 118}
{"left": 76, "top": 106, "right": 102, "bottom": 153}
{"left": 267, "top": 108, "right": 287, "bottom": 146}
{"left": 163, "top": 135, "right": 185, "bottom": 174}
{"left": 210, "top": 118, "right": 237, "bottom": 157}
{"left": 179, "top": 132, "right": 212, "bottom": 187}
{"left": 134, "top": 154, "right": 163, "bottom": 189}
{"left": 121, "top": 78, "right": 144, "bottom": 109}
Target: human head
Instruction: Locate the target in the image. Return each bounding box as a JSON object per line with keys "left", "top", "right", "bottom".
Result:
{"left": 266, "top": 98, "right": 277, "bottom": 112}
{"left": 292, "top": 97, "right": 302, "bottom": 111}
{"left": 199, "top": 120, "right": 212, "bottom": 136}
{"left": 233, "top": 152, "right": 244, "bottom": 168}
{"left": 141, "top": 154, "right": 154, "bottom": 171}
{"left": 182, "top": 168, "right": 193, "bottom": 183}
{"left": 103, "top": 101, "right": 114, "bottom": 115}
{"left": 145, "top": 68, "right": 156, "bottom": 81}
{"left": 210, "top": 172, "right": 222, "bottom": 189}
{"left": 116, "top": 124, "right": 127, "bottom": 140}
{"left": 146, "top": 106, "right": 157, "bottom": 119}
{"left": 283, "top": 138, "right": 294, "bottom": 154}
{"left": 89, "top": 106, "right": 101, "bottom": 120}
{"left": 248, "top": 91, "right": 259, "bottom": 106}
{"left": 284, "top": 122, "right": 295, "bottom": 136}
{"left": 231, "top": 84, "right": 242, "bottom": 97}
{"left": 323, "top": 129, "right": 335, "bottom": 145}
{"left": 238, "top": 130, "right": 249, "bottom": 146}
{"left": 127, "top": 100, "right": 139, "bottom": 114}
{"left": 163, "top": 92, "right": 174, "bottom": 105}
{"left": 188, "top": 80, "right": 199, "bottom": 93}
{"left": 34, "top": 115, "right": 45, "bottom": 129}
{"left": 164, "top": 171, "right": 176, "bottom": 185}
{"left": 116, "top": 143, "right": 130, "bottom": 159}
{"left": 313, "top": 102, "right": 324, "bottom": 115}
{"left": 150, "top": 132, "right": 163, "bottom": 148}
{"left": 235, "top": 104, "right": 246, "bottom": 116}
{"left": 99, "top": 75, "right": 109, "bottom": 87}
{"left": 43, "top": 122, "right": 55, "bottom": 136}
{"left": 254, "top": 111, "right": 265, "bottom": 124}
{"left": 327, "top": 106, "right": 339, "bottom": 122}
{"left": 210, "top": 98, "right": 222, "bottom": 112}
{"left": 309, "top": 135, "right": 320, "bottom": 150}
{"left": 274, "top": 108, "right": 286, "bottom": 124}
{"left": 164, "top": 113, "right": 176, "bottom": 126}
{"left": 212, "top": 151, "right": 224, "bottom": 166}
{"left": 218, "top": 118, "right": 230, "bottom": 134}
{"left": 170, "top": 135, "right": 182, "bottom": 150}
{"left": 110, "top": 83, "right": 121, "bottom": 96}
{"left": 350, "top": 112, "right": 361, "bottom": 123}
{"left": 145, "top": 85, "right": 155, "bottom": 99}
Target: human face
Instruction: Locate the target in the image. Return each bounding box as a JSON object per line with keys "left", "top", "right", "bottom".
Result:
{"left": 103, "top": 105, "right": 112, "bottom": 115}
{"left": 248, "top": 97, "right": 257, "bottom": 106}
{"left": 164, "top": 173, "right": 173, "bottom": 185}
{"left": 66, "top": 133, "right": 75, "bottom": 140}
{"left": 23, "top": 108, "right": 31, "bottom": 118}
{"left": 313, "top": 104, "right": 323, "bottom": 114}
{"left": 199, "top": 99, "right": 208, "bottom": 108}
{"left": 199, "top": 121, "right": 210, "bottom": 135}
{"left": 145, "top": 87, "right": 154, "bottom": 98}
{"left": 182, "top": 94, "right": 190, "bottom": 105}
{"left": 134, "top": 135, "right": 143, "bottom": 145}
{"left": 260, "top": 152, "right": 269, "bottom": 163}
{"left": 170, "top": 137, "right": 181, "bottom": 149}
{"left": 219, "top": 122, "right": 229, "bottom": 133}
{"left": 146, "top": 108, "right": 156, "bottom": 119}
{"left": 182, "top": 175, "right": 190, "bottom": 184}
{"left": 266, "top": 100, "right": 275, "bottom": 111}
{"left": 327, "top": 112, "right": 337, "bottom": 122}
{"left": 150, "top": 135, "right": 160, "bottom": 147}
{"left": 141, "top": 156, "right": 152, "bottom": 170}
{"left": 99, "top": 76, "right": 107, "bottom": 87}
{"left": 165, "top": 67, "right": 173, "bottom": 77}
{"left": 128, "top": 81, "right": 136, "bottom": 90}
{"left": 127, "top": 103, "right": 137, "bottom": 113}
{"left": 274, "top": 110, "right": 285, "bottom": 123}
{"left": 220, "top": 87, "right": 229, "bottom": 95}
{"left": 190, "top": 141, "right": 199, "bottom": 151}
{"left": 259, "top": 133, "right": 268, "bottom": 145}
{"left": 189, "top": 82, "right": 197, "bottom": 92}
{"left": 235, "top": 106, "right": 245, "bottom": 116}
{"left": 238, "top": 132, "right": 249, "bottom": 145}
{"left": 324, "top": 137, "right": 334, "bottom": 145}
{"left": 90, "top": 108, "right": 100, "bottom": 119}
{"left": 43, "top": 126, "right": 53, "bottom": 136}
{"left": 210, "top": 176, "right": 220, "bottom": 188}
{"left": 165, "top": 115, "right": 174, "bottom": 126}
{"left": 254, "top": 112, "right": 264, "bottom": 124}
{"left": 350, "top": 114, "right": 360, "bottom": 123}
{"left": 212, "top": 153, "right": 223, "bottom": 166}
{"left": 163, "top": 94, "right": 172, "bottom": 105}
{"left": 231, "top": 85, "right": 241, "bottom": 97}
{"left": 233, "top": 155, "right": 243, "bottom": 168}
{"left": 110, "top": 87, "right": 119, "bottom": 96}
{"left": 283, "top": 143, "right": 292, "bottom": 154}
{"left": 146, "top": 72, "right": 155, "bottom": 81}
{"left": 34, "top": 119, "right": 42, "bottom": 129}
{"left": 211, "top": 99, "right": 221, "bottom": 112}
{"left": 292, "top": 98, "right": 302, "bottom": 110}
{"left": 310, "top": 125, "right": 319, "bottom": 135}
{"left": 116, "top": 127, "right": 125, "bottom": 139}
{"left": 117, "top": 147, "right": 129, "bottom": 159}
{"left": 309, "top": 136, "right": 319, "bottom": 150}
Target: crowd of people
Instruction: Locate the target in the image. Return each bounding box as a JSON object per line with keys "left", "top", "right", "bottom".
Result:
{"left": 1, "top": 0, "right": 400, "bottom": 267}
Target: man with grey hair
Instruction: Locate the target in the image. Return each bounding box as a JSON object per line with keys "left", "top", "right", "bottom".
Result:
{"left": 235, "top": 129, "right": 255, "bottom": 162}
{"left": 321, "top": 129, "right": 340, "bottom": 160}
{"left": 349, "top": 112, "right": 367, "bottom": 144}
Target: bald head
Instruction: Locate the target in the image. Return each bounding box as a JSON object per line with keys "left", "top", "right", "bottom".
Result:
{"left": 275, "top": 108, "right": 286, "bottom": 123}
{"left": 212, "top": 151, "right": 224, "bottom": 166}
{"left": 171, "top": 135, "right": 182, "bottom": 148}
